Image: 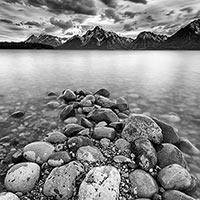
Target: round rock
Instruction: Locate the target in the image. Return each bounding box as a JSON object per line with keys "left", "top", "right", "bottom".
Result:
{"left": 78, "top": 166, "right": 121, "bottom": 200}
{"left": 122, "top": 114, "right": 163, "bottom": 144}
{"left": 0, "top": 192, "right": 20, "bottom": 200}
{"left": 48, "top": 151, "right": 71, "bottom": 167}
{"left": 4, "top": 162, "right": 40, "bottom": 193}
{"left": 93, "top": 127, "right": 116, "bottom": 141}
{"left": 63, "top": 89, "right": 76, "bottom": 101}
{"left": 23, "top": 141, "right": 55, "bottom": 164}
{"left": 59, "top": 105, "right": 75, "bottom": 121}
{"left": 63, "top": 124, "right": 84, "bottom": 137}
{"left": 162, "top": 190, "right": 196, "bottom": 200}
{"left": 45, "top": 131, "right": 67, "bottom": 144}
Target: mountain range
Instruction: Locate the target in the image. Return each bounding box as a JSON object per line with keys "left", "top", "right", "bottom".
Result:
{"left": 0, "top": 19, "right": 200, "bottom": 50}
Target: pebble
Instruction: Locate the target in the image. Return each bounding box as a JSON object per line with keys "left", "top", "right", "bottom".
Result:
{"left": 10, "top": 111, "right": 25, "bottom": 119}
{"left": 93, "top": 127, "right": 116, "bottom": 141}
{"left": 81, "top": 117, "right": 93, "bottom": 128}
{"left": 100, "top": 138, "right": 110, "bottom": 148}
{"left": 0, "top": 192, "right": 20, "bottom": 200}
{"left": 48, "top": 151, "right": 71, "bottom": 167}
{"left": 162, "top": 190, "right": 196, "bottom": 200}
{"left": 4, "top": 162, "right": 40, "bottom": 193}
{"left": 113, "top": 155, "right": 132, "bottom": 163}
{"left": 59, "top": 105, "right": 75, "bottom": 121}
{"left": 64, "top": 117, "right": 78, "bottom": 124}
{"left": 46, "top": 101, "right": 60, "bottom": 109}
{"left": 95, "top": 95, "right": 116, "bottom": 108}
{"left": 115, "top": 97, "right": 129, "bottom": 112}
{"left": 63, "top": 123, "right": 84, "bottom": 137}
{"left": 62, "top": 89, "right": 76, "bottom": 102}
{"left": 45, "top": 131, "right": 67, "bottom": 144}
{"left": 94, "top": 88, "right": 110, "bottom": 98}
{"left": 114, "top": 139, "right": 130, "bottom": 153}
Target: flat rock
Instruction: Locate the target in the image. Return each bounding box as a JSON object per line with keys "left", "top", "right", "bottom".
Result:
{"left": 23, "top": 141, "right": 55, "bottom": 164}
{"left": 87, "top": 108, "right": 119, "bottom": 124}
{"left": 45, "top": 131, "right": 67, "bottom": 144}
{"left": 122, "top": 114, "right": 163, "bottom": 144}
{"left": 0, "top": 192, "right": 20, "bottom": 200}
{"left": 76, "top": 146, "right": 105, "bottom": 163}
{"left": 43, "top": 161, "right": 84, "bottom": 200}
{"left": 59, "top": 105, "right": 75, "bottom": 121}
{"left": 95, "top": 95, "right": 115, "bottom": 108}
{"left": 94, "top": 88, "right": 110, "bottom": 98}
{"left": 131, "top": 138, "right": 157, "bottom": 171}
{"left": 4, "top": 162, "right": 40, "bottom": 193}
{"left": 93, "top": 127, "right": 116, "bottom": 141}
{"left": 157, "top": 143, "right": 187, "bottom": 168}
{"left": 157, "top": 164, "right": 192, "bottom": 190}
{"left": 48, "top": 151, "right": 71, "bottom": 167}
{"left": 78, "top": 166, "right": 121, "bottom": 200}
{"left": 63, "top": 124, "right": 84, "bottom": 137}
{"left": 129, "top": 169, "right": 158, "bottom": 198}
{"left": 162, "top": 190, "right": 196, "bottom": 200}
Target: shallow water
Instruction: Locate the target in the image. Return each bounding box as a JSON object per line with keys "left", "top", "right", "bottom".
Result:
{"left": 0, "top": 50, "right": 200, "bottom": 191}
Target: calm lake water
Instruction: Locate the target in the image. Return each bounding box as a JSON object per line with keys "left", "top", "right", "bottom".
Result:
{"left": 0, "top": 50, "right": 200, "bottom": 186}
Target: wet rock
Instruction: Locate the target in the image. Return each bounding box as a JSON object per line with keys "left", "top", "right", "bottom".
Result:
{"left": 23, "top": 141, "right": 55, "bottom": 164}
{"left": 115, "top": 97, "right": 129, "bottom": 112}
{"left": 0, "top": 192, "right": 20, "bottom": 200}
{"left": 81, "top": 117, "right": 93, "bottom": 128}
{"left": 59, "top": 105, "right": 75, "bottom": 121}
{"left": 63, "top": 124, "right": 84, "bottom": 137}
{"left": 94, "top": 88, "right": 110, "bottom": 98}
{"left": 79, "top": 99, "right": 93, "bottom": 107}
{"left": 93, "top": 127, "right": 116, "bottom": 141}
{"left": 67, "top": 136, "right": 93, "bottom": 152}
{"left": 157, "top": 164, "right": 192, "bottom": 190}
{"left": 43, "top": 161, "right": 84, "bottom": 200}
{"left": 78, "top": 166, "right": 120, "bottom": 200}
{"left": 77, "top": 146, "right": 105, "bottom": 163}
{"left": 64, "top": 117, "right": 78, "bottom": 124}
{"left": 45, "top": 131, "right": 67, "bottom": 144}
{"left": 118, "top": 113, "right": 129, "bottom": 119}
{"left": 95, "top": 95, "right": 115, "bottom": 108}
{"left": 109, "top": 121, "right": 125, "bottom": 132}
{"left": 162, "top": 190, "right": 196, "bottom": 200}
{"left": 10, "top": 111, "right": 25, "bottom": 119}
{"left": 62, "top": 89, "right": 76, "bottom": 102}
{"left": 4, "top": 162, "right": 40, "bottom": 193}
{"left": 48, "top": 151, "right": 71, "bottom": 167}
{"left": 96, "top": 121, "right": 107, "bottom": 127}
{"left": 114, "top": 139, "right": 130, "bottom": 153}
{"left": 87, "top": 108, "right": 119, "bottom": 124}
{"left": 157, "top": 143, "right": 187, "bottom": 168}
{"left": 84, "top": 95, "right": 95, "bottom": 103}
{"left": 129, "top": 169, "right": 158, "bottom": 198}
{"left": 176, "top": 137, "right": 200, "bottom": 156}
{"left": 113, "top": 155, "right": 132, "bottom": 163}
{"left": 46, "top": 101, "right": 60, "bottom": 109}
{"left": 131, "top": 138, "right": 157, "bottom": 171}
{"left": 122, "top": 114, "right": 163, "bottom": 144}
{"left": 153, "top": 118, "right": 180, "bottom": 144}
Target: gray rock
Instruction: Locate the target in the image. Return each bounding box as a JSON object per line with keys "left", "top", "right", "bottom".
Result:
{"left": 94, "top": 88, "right": 110, "bottom": 98}
{"left": 76, "top": 146, "right": 105, "bottom": 163}
{"left": 81, "top": 117, "right": 93, "bottom": 128}
{"left": 78, "top": 166, "right": 120, "bottom": 200}
{"left": 79, "top": 99, "right": 93, "bottom": 107}
{"left": 129, "top": 169, "right": 158, "bottom": 198}
{"left": 87, "top": 108, "right": 119, "bottom": 124}
{"left": 100, "top": 138, "right": 110, "bottom": 148}
{"left": 109, "top": 121, "right": 125, "bottom": 132}
{"left": 157, "top": 143, "right": 187, "bottom": 168}
{"left": 0, "top": 192, "right": 20, "bottom": 200}
{"left": 131, "top": 138, "right": 157, "bottom": 171}
{"left": 46, "top": 101, "right": 60, "bottom": 109}
{"left": 82, "top": 107, "right": 94, "bottom": 113}
{"left": 162, "top": 190, "right": 196, "bottom": 200}
{"left": 95, "top": 95, "right": 115, "bottom": 108}
{"left": 115, "top": 97, "right": 129, "bottom": 112}
{"left": 113, "top": 155, "right": 132, "bottom": 163}
{"left": 122, "top": 114, "right": 163, "bottom": 144}
{"left": 114, "top": 139, "right": 130, "bottom": 153}
{"left": 4, "top": 162, "right": 40, "bottom": 193}
{"left": 64, "top": 117, "right": 78, "bottom": 124}
{"left": 63, "top": 124, "right": 84, "bottom": 137}
{"left": 84, "top": 95, "right": 95, "bottom": 103}
{"left": 63, "top": 89, "right": 76, "bottom": 101}
{"left": 45, "top": 131, "right": 67, "bottom": 144}
{"left": 10, "top": 111, "right": 25, "bottom": 119}
{"left": 23, "top": 141, "right": 55, "bottom": 164}
{"left": 118, "top": 113, "right": 129, "bottom": 119}
{"left": 48, "top": 151, "right": 71, "bottom": 167}
{"left": 157, "top": 164, "right": 192, "bottom": 190}
{"left": 43, "top": 161, "right": 84, "bottom": 200}
{"left": 93, "top": 127, "right": 116, "bottom": 141}
{"left": 59, "top": 105, "right": 75, "bottom": 121}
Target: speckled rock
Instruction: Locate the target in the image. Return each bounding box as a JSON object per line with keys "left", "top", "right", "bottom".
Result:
{"left": 67, "top": 136, "right": 93, "bottom": 152}
{"left": 153, "top": 118, "right": 180, "bottom": 144}
{"left": 43, "top": 161, "right": 84, "bottom": 200}
{"left": 59, "top": 105, "right": 75, "bottom": 121}
{"left": 0, "top": 192, "right": 20, "bottom": 200}
{"left": 114, "top": 139, "right": 130, "bottom": 153}
{"left": 78, "top": 166, "right": 120, "bottom": 200}
{"left": 157, "top": 143, "right": 187, "bottom": 168}
{"left": 129, "top": 169, "right": 158, "bottom": 198}
{"left": 162, "top": 190, "right": 196, "bottom": 200}
{"left": 4, "top": 162, "right": 40, "bottom": 193}
{"left": 45, "top": 131, "right": 67, "bottom": 144}
{"left": 131, "top": 138, "right": 157, "bottom": 171}
{"left": 157, "top": 164, "right": 192, "bottom": 190}
{"left": 63, "top": 89, "right": 76, "bottom": 102}
{"left": 48, "top": 151, "right": 71, "bottom": 167}
{"left": 122, "top": 114, "right": 163, "bottom": 144}
{"left": 115, "top": 97, "right": 129, "bottom": 112}
{"left": 94, "top": 88, "right": 110, "bottom": 98}
{"left": 76, "top": 146, "right": 105, "bottom": 163}
{"left": 23, "top": 141, "right": 55, "bottom": 164}
{"left": 93, "top": 127, "right": 116, "bottom": 141}
{"left": 87, "top": 108, "right": 119, "bottom": 124}
{"left": 63, "top": 124, "right": 84, "bottom": 137}
{"left": 95, "top": 95, "right": 115, "bottom": 108}
{"left": 176, "top": 137, "right": 200, "bottom": 156}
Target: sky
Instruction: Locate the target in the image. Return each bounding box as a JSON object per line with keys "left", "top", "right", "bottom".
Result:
{"left": 0, "top": 0, "right": 200, "bottom": 42}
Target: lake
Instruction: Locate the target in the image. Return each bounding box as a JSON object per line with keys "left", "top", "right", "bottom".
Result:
{"left": 0, "top": 50, "right": 200, "bottom": 193}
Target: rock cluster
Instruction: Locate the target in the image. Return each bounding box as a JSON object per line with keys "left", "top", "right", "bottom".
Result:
{"left": 1, "top": 88, "right": 200, "bottom": 200}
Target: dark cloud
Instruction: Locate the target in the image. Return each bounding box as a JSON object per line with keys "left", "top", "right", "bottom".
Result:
{"left": 100, "top": 0, "right": 116, "bottom": 7}
{"left": 146, "top": 15, "right": 155, "bottom": 22}
{"left": 50, "top": 17, "right": 73, "bottom": 31}
{"left": 124, "top": 23, "right": 135, "bottom": 31}
{"left": 124, "top": 11, "right": 136, "bottom": 18}
{"left": 180, "top": 7, "right": 193, "bottom": 13}
{"left": 24, "top": 21, "right": 41, "bottom": 27}
{"left": 166, "top": 10, "right": 174, "bottom": 16}
{"left": 125, "top": 0, "right": 147, "bottom": 5}
{"left": 0, "top": 18, "right": 13, "bottom": 24}
{"left": 104, "top": 8, "right": 121, "bottom": 23}
{"left": 195, "top": 10, "right": 200, "bottom": 18}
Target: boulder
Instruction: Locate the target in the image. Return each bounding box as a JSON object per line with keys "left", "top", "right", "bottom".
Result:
{"left": 122, "top": 114, "right": 163, "bottom": 144}
{"left": 162, "top": 190, "right": 196, "bottom": 200}
{"left": 78, "top": 166, "right": 120, "bottom": 200}
{"left": 129, "top": 169, "right": 158, "bottom": 198}
{"left": 43, "top": 161, "right": 84, "bottom": 200}
{"left": 23, "top": 141, "right": 54, "bottom": 164}
{"left": 4, "top": 162, "right": 40, "bottom": 193}
{"left": 48, "top": 151, "right": 71, "bottom": 167}
{"left": 93, "top": 127, "right": 116, "bottom": 141}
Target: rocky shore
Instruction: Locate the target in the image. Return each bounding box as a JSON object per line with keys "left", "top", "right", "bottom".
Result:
{"left": 0, "top": 88, "right": 200, "bottom": 200}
